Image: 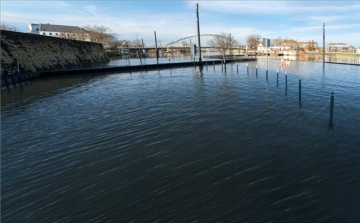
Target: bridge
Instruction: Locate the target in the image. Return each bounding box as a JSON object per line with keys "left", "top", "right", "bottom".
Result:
{"left": 117, "top": 34, "right": 246, "bottom": 54}
{"left": 163, "top": 34, "right": 244, "bottom": 48}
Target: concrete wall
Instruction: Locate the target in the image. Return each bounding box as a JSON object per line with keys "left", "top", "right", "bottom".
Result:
{"left": 1, "top": 30, "right": 109, "bottom": 74}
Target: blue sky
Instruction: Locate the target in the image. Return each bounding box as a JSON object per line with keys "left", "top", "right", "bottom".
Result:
{"left": 1, "top": 1, "right": 360, "bottom": 47}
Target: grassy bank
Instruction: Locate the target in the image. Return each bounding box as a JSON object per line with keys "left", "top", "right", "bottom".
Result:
{"left": 301, "top": 52, "right": 360, "bottom": 57}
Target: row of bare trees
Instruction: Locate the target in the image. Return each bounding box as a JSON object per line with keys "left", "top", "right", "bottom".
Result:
{"left": 0, "top": 24, "right": 19, "bottom": 32}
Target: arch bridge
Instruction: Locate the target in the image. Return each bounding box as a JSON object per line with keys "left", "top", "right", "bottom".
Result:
{"left": 164, "top": 34, "right": 244, "bottom": 49}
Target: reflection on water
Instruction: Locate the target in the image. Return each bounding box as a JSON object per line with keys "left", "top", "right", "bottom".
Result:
{"left": 108, "top": 52, "right": 360, "bottom": 68}
{"left": 2, "top": 60, "right": 360, "bottom": 222}
{"left": 258, "top": 53, "right": 360, "bottom": 64}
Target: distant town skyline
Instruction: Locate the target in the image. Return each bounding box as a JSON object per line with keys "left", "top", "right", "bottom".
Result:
{"left": 1, "top": 1, "right": 360, "bottom": 47}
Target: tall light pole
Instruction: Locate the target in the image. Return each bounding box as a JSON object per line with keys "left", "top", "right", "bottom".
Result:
{"left": 196, "top": 3, "right": 203, "bottom": 69}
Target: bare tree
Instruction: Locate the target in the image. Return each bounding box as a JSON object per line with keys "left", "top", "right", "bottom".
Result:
{"left": 207, "top": 33, "right": 238, "bottom": 62}
{"left": 246, "top": 34, "right": 261, "bottom": 50}
{"left": 0, "top": 24, "right": 19, "bottom": 32}
{"left": 307, "top": 40, "right": 316, "bottom": 51}
{"left": 82, "top": 25, "right": 113, "bottom": 45}
{"left": 129, "top": 38, "right": 142, "bottom": 47}
{"left": 105, "top": 34, "right": 123, "bottom": 51}
{"left": 182, "top": 41, "right": 189, "bottom": 47}
{"left": 272, "top": 37, "right": 283, "bottom": 46}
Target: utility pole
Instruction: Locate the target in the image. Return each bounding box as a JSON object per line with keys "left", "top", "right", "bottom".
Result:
{"left": 154, "top": 31, "right": 159, "bottom": 64}
{"left": 323, "top": 23, "right": 325, "bottom": 67}
{"left": 196, "top": 3, "right": 203, "bottom": 69}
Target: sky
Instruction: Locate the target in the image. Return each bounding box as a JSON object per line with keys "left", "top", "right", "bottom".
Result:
{"left": 1, "top": 0, "right": 360, "bottom": 47}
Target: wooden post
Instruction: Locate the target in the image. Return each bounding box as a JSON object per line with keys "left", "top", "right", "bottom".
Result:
{"left": 299, "top": 79, "right": 302, "bottom": 107}
{"left": 329, "top": 92, "right": 334, "bottom": 126}
{"left": 196, "top": 3, "right": 203, "bottom": 69}
{"left": 323, "top": 23, "right": 325, "bottom": 67}
{"left": 154, "top": 31, "right": 159, "bottom": 64}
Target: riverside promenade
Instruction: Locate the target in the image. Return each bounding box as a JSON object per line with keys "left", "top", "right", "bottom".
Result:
{"left": 1, "top": 58, "right": 256, "bottom": 88}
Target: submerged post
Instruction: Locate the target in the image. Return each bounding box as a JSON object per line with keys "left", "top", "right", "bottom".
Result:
{"left": 237, "top": 65, "right": 239, "bottom": 73}
{"left": 196, "top": 3, "right": 203, "bottom": 69}
{"left": 285, "top": 72, "right": 288, "bottom": 90}
{"left": 247, "top": 63, "right": 249, "bottom": 75}
{"left": 154, "top": 31, "right": 159, "bottom": 64}
{"left": 329, "top": 92, "right": 334, "bottom": 126}
{"left": 17, "top": 61, "right": 20, "bottom": 74}
{"left": 138, "top": 47, "right": 142, "bottom": 65}
{"left": 323, "top": 23, "right": 325, "bottom": 67}
{"left": 256, "top": 65, "right": 258, "bottom": 76}
{"left": 277, "top": 68, "right": 279, "bottom": 86}
{"left": 299, "top": 79, "right": 302, "bottom": 107}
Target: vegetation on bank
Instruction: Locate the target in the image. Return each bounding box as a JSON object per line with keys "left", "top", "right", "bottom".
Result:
{"left": 301, "top": 51, "right": 360, "bottom": 57}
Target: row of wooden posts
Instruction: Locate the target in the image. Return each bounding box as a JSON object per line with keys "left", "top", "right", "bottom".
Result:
{"left": 203, "top": 60, "right": 335, "bottom": 127}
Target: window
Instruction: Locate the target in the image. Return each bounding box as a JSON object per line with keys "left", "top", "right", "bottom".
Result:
{"left": 43, "top": 32, "right": 46, "bottom": 35}
{"left": 49, "top": 33, "right": 52, "bottom": 35}
{"left": 55, "top": 33, "right": 58, "bottom": 36}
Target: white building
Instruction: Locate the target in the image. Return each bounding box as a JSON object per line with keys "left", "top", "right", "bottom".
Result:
{"left": 257, "top": 43, "right": 291, "bottom": 53}
{"left": 28, "top": 23, "right": 89, "bottom": 41}
{"left": 326, "top": 43, "right": 355, "bottom": 53}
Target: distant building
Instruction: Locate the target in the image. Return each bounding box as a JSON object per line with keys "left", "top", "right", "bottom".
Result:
{"left": 356, "top": 47, "right": 360, "bottom": 54}
{"left": 326, "top": 43, "right": 355, "bottom": 53}
{"left": 28, "top": 23, "right": 89, "bottom": 41}
{"left": 298, "top": 41, "right": 318, "bottom": 51}
{"left": 281, "top": 39, "right": 298, "bottom": 49}
{"left": 257, "top": 42, "right": 291, "bottom": 53}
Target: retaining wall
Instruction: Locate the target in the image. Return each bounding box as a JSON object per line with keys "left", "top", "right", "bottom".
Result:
{"left": 1, "top": 30, "right": 109, "bottom": 74}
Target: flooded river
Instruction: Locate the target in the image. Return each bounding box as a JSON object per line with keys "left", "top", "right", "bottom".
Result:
{"left": 1, "top": 59, "right": 360, "bottom": 222}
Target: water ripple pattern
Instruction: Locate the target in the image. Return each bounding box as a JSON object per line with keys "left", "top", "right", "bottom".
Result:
{"left": 1, "top": 60, "right": 360, "bottom": 222}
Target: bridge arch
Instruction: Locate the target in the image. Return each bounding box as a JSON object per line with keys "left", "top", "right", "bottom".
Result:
{"left": 164, "top": 34, "right": 244, "bottom": 48}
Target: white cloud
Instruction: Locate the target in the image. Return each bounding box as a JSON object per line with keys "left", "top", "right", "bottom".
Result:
{"left": 288, "top": 23, "right": 360, "bottom": 33}
{"left": 84, "top": 5, "right": 100, "bottom": 16}
{"left": 192, "top": 1, "right": 360, "bottom": 15}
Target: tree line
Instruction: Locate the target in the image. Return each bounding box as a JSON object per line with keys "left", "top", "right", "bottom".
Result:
{"left": 1, "top": 23, "right": 312, "bottom": 52}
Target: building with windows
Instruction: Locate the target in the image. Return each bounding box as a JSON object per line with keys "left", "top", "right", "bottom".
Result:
{"left": 28, "top": 23, "right": 89, "bottom": 41}
{"left": 298, "top": 41, "right": 318, "bottom": 51}
{"left": 326, "top": 43, "right": 355, "bottom": 53}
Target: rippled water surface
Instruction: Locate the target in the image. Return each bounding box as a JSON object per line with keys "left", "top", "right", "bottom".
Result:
{"left": 2, "top": 59, "right": 360, "bottom": 222}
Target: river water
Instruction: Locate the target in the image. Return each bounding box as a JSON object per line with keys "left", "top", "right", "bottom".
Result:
{"left": 1, "top": 59, "right": 360, "bottom": 222}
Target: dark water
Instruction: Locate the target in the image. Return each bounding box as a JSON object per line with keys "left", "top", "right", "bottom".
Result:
{"left": 1, "top": 59, "right": 360, "bottom": 222}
